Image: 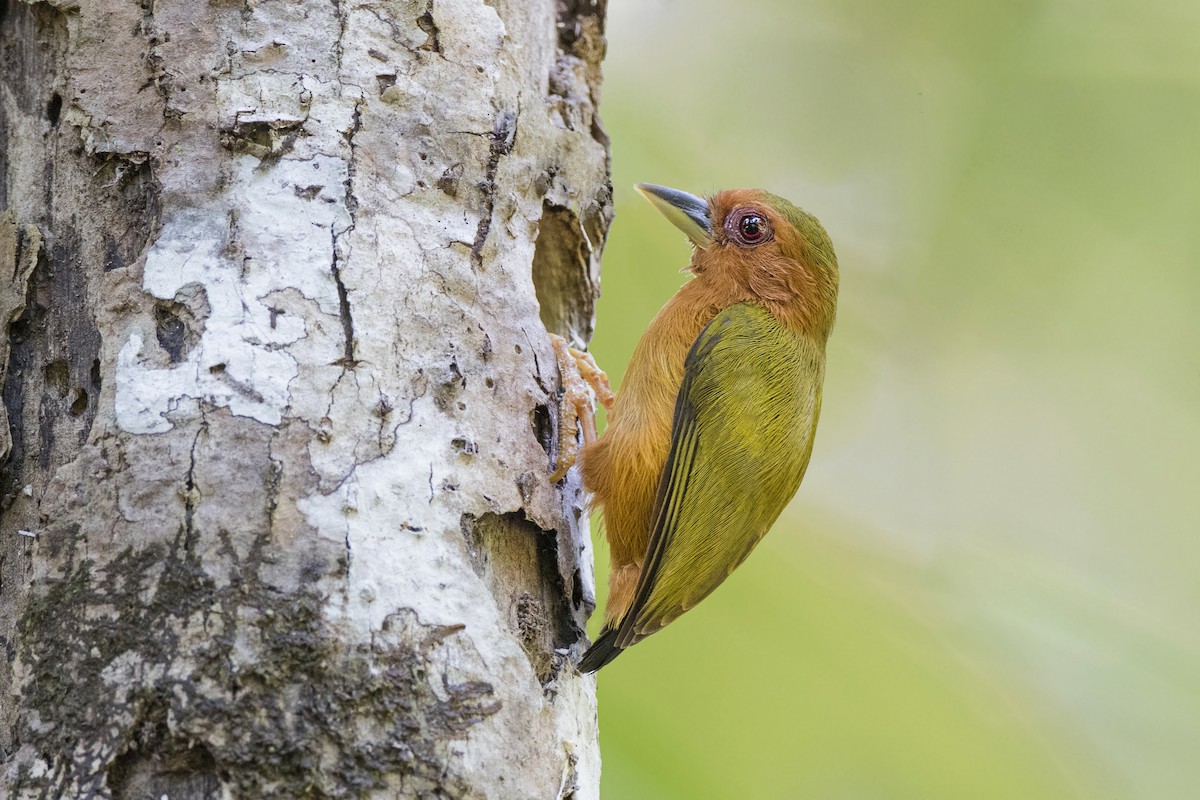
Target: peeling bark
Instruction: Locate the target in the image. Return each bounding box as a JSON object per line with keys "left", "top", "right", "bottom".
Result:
{"left": 0, "top": 0, "right": 611, "bottom": 797}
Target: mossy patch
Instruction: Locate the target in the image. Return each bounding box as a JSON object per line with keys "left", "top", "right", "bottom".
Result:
{"left": 14, "top": 521, "right": 500, "bottom": 798}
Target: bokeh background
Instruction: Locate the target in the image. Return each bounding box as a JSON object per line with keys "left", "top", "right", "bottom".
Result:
{"left": 586, "top": 1, "right": 1200, "bottom": 797}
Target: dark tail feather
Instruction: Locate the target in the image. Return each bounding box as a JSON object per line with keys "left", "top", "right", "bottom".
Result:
{"left": 578, "top": 628, "right": 624, "bottom": 673}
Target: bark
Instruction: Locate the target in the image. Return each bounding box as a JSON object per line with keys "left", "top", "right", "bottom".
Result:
{"left": 0, "top": 0, "right": 611, "bottom": 797}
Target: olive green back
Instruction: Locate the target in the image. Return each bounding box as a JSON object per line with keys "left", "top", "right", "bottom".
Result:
{"left": 616, "top": 302, "right": 826, "bottom": 645}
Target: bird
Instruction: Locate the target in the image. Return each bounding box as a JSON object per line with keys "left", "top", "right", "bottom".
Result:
{"left": 565, "top": 183, "right": 839, "bottom": 672}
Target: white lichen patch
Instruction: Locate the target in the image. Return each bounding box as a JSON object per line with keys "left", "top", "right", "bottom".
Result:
{"left": 115, "top": 208, "right": 297, "bottom": 433}
{"left": 114, "top": 143, "right": 354, "bottom": 434}
{"left": 113, "top": 58, "right": 362, "bottom": 436}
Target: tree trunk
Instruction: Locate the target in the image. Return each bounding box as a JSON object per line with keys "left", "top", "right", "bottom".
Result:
{"left": 0, "top": 0, "right": 611, "bottom": 797}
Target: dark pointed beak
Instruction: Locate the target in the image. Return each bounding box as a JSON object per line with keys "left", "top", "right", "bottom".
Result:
{"left": 635, "top": 183, "right": 714, "bottom": 249}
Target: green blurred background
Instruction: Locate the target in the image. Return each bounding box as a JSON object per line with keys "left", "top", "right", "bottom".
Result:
{"left": 587, "top": 1, "right": 1200, "bottom": 797}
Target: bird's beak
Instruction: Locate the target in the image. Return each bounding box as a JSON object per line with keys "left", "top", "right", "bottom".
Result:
{"left": 635, "top": 183, "right": 714, "bottom": 250}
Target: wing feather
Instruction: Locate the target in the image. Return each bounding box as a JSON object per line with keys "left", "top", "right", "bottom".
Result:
{"left": 614, "top": 302, "right": 824, "bottom": 647}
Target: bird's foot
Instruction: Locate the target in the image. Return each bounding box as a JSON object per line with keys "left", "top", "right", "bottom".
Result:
{"left": 548, "top": 335, "right": 613, "bottom": 482}
{"left": 567, "top": 347, "right": 615, "bottom": 412}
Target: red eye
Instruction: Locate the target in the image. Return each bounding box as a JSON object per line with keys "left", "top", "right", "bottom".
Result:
{"left": 739, "top": 215, "right": 765, "bottom": 240}
{"left": 725, "top": 208, "right": 773, "bottom": 247}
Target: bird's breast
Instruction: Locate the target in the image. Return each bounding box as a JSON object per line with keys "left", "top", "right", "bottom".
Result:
{"left": 581, "top": 288, "right": 721, "bottom": 565}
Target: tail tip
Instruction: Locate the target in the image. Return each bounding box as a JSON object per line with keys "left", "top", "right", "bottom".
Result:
{"left": 577, "top": 628, "right": 624, "bottom": 673}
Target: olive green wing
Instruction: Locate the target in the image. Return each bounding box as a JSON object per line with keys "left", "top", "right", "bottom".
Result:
{"left": 614, "top": 302, "right": 825, "bottom": 649}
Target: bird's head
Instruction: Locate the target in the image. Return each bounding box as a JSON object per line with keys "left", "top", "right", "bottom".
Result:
{"left": 636, "top": 183, "right": 839, "bottom": 338}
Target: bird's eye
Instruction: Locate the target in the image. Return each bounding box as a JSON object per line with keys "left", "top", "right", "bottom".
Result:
{"left": 725, "top": 208, "right": 774, "bottom": 247}
{"left": 740, "top": 216, "right": 764, "bottom": 240}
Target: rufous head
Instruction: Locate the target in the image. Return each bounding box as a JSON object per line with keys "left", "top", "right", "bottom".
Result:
{"left": 636, "top": 184, "right": 839, "bottom": 338}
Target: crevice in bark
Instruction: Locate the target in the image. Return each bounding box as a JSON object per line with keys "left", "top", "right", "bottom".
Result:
{"left": 416, "top": 1, "right": 441, "bottom": 53}
{"left": 0, "top": 214, "right": 43, "bottom": 468}
{"left": 330, "top": 227, "right": 357, "bottom": 367}
{"left": 460, "top": 512, "right": 582, "bottom": 686}
{"left": 45, "top": 92, "right": 61, "bottom": 127}
{"left": 532, "top": 202, "right": 598, "bottom": 341}
{"left": 470, "top": 109, "right": 517, "bottom": 270}
{"left": 183, "top": 423, "right": 204, "bottom": 553}
{"left": 374, "top": 71, "right": 397, "bottom": 97}
{"left": 100, "top": 156, "right": 160, "bottom": 273}
{"left": 0, "top": 228, "right": 101, "bottom": 505}
{"left": 548, "top": 0, "right": 607, "bottom": 136}
{"left": 151, "top": 282, "right": 208, "bottom": 366}
{"left": 0, "top": 1, "right": 67, "bottom": 121}
{"left": 531, "top": 401, "right": 554, "bottom": 463}
{"left": 107, "top": 699, "right": 221, "bottom": 800}
{"left": 154, "top": 303, "right": 187, "bottom": 364}
{"left": 218, "top": 117, "right": 305, "bottom": 161}
{"left": 329, "top": 98, "right": 362, "bottom": 368}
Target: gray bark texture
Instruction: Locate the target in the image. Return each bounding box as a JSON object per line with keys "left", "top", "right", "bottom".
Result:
{"left": 0, "top": 0, "right": 611, "bottom": 797}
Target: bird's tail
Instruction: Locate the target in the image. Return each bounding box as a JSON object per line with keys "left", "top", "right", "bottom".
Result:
{"left": 578, "top": 628, "right": 624, "bottom": 673}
